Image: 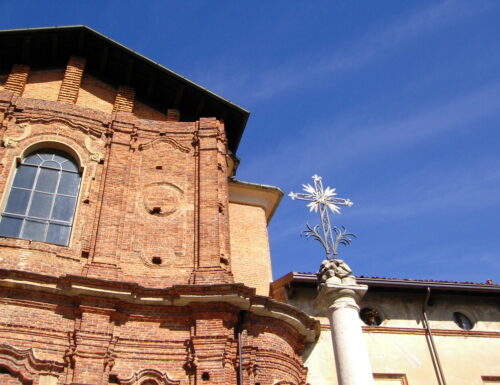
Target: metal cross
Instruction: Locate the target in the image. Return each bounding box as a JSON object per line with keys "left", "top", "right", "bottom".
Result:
{"left": 289, "top": 175, "right": 355, "bottom": 260}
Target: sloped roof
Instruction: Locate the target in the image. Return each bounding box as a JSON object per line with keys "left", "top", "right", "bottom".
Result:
{"left": 0, "top": 25, "right": 249, "bottom": 153}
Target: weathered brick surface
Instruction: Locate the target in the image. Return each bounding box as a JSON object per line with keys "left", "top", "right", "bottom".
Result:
{"left": 23, "top": 69, "right": 64, "bottom": 101}
{"left": 0, "top": 61, "right": 316, "bottom": 385}
{"left": 76, "top": 74, "right": 115, "bottom": 114}
{"left": 229, "top": 203, "right": 273, "bottom": 296}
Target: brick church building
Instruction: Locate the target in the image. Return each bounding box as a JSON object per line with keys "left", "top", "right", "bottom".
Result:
{"left": 1, "top": 26, "right": 499, "bottom": 385}
{"left": 0, "top": 26, "right": 319, "bottom": 385}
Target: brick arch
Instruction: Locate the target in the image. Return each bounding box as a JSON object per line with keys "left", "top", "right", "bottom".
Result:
{"left": 118, "top": 369, "right": 180, "bottom": 385}
{"left": 0, "top": 344, "right": 65, "bottom": 385}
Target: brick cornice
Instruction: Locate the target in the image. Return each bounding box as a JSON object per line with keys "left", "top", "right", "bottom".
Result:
{"left": 0, "top": 268, "right": 319, "bottom": 342}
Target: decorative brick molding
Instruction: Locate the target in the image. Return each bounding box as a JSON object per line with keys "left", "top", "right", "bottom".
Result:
{"left": 0, "top": 344, "right": 65, "bottom": 385}
{"left": 58, "top": 56, "right": 86, "bottom": 104}
{"left": 118, "top": 369, "right": 181, "bottom": 385}
{"left": 4, "top": 64, "right": 30, "bottom": 96}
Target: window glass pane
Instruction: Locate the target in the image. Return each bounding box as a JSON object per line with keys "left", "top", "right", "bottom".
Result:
{"left": 61, "top": 160, "right": 79, "bottom": 172}
{"left": 22, "top": 220, "right": 46, "bottom": 242}
{"left": 53, "top": 153, "right": 70, "bottom": 163}
{"left": 58, "top": 172, "right": 80, "bottom": 196}
{"left": 12, "top": 165, "right": 37, "bottom": 189}
{"left": 52, "top": 195, "right": 76, "bottom": 222}
{"left": 0, "top": 216, "right": 23, "bottom": 238}
{"left": 5, "top": 188, "right": 31, "bottom": 215}
{"left": 41, "top": 160, "right": 61, "bottom": 170}
{"left": 36, "top": 168, "right": 59, "bottom": 192}
{"left": 23, "top": 153, "right": 42, "bottom": 166}
{"left": 1, "top": 149, "right": 81, "bottom": 246}
{"left": 37, "top": 152, "right": 52, "bottom": 161}
{"left": 28, "top": 192, "right": 53, "bottom": 219}
{"left": 46, "top": 223, "right": 70, "bottom": 245}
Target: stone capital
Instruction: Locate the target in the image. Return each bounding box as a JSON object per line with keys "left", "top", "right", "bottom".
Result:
{"left": 314, "top": 282, "right": 368, "bottom": 311}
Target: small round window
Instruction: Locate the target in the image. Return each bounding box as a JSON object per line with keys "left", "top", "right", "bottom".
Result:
{"left": 453, "top": 312, "right": 474, "bottom": 330}
{"left": 360, "top": 308, "right": 382, "bottom": 326}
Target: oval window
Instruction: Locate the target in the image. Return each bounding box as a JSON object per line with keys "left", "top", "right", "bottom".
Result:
{"left": 360, "top": 308, "right": 382, "bottom": 326}
{"left": 453, "top": 312, "right": 474, "bottom": 330}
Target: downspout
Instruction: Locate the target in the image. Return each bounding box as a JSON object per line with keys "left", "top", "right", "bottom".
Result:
{"left": 236, "top": 311, "right": 246, "bottom": 385}
{"left": 422, "top": 287, "right": 447, "bottom": 385}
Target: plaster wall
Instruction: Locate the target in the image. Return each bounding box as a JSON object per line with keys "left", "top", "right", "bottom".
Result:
{"left": 289, "top": 287, "right": 500, "bottom": 385}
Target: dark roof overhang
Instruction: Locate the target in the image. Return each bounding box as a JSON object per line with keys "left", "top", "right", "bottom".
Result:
{"left": 0, "top": 25, "right": 249, "bottom": 153}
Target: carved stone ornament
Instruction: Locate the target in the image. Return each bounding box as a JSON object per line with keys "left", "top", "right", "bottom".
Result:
{"left": 2, "top": 122, "right": 31, "bottom": 148}
{"left": 317, "top": 259, "right": 357, "bottom": 287}
{"left": 84, "top": 136, "right": 105, "bottom": 163}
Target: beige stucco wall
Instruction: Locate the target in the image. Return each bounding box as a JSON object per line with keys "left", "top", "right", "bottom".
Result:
{"left": 229, "top": 202, "right": 273, "bottom": 296}
{"left": 291, "top": 287, "right": 500, "bottom": 385}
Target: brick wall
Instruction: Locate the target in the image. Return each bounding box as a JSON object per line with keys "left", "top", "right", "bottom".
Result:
{"left": 0, "top": 57, "right": 232, "bottom": 286}
{"left": 229, "top": 203, "right": 273, "bottom": 296}
{"left": 0, "top": 57, "right": 315, "bottom": 385}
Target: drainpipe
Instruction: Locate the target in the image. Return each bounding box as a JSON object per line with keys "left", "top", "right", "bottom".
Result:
{"left": 235, "top": 311, "right": 246, "bottom": 385}
{"left": 422, "top": 287, "right": 447, "bottom": 385}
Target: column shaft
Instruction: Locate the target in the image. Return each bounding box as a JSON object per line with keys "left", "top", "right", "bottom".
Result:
{"left": 328, "top": 296, "right": 375, "bottom": 385}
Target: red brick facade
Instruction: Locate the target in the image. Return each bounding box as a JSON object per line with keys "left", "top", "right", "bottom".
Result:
{"left": 0, "top": 28, "right": 318, "bottom": 385}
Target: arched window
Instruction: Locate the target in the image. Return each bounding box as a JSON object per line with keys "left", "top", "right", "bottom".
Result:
{"left": 0, "top": 149, "right": 81, "bottom": 246}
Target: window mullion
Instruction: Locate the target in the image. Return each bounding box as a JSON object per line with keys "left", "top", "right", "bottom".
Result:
{"left": 19, "top": 165, "right": 41, "bottom": 239}
{"left": 45, "top": 168, "right": 63, "bottom": 241}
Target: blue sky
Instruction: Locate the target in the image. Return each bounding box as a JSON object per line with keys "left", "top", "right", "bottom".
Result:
{"left": 2, "top": 0, "right": 499, "bottom": 282}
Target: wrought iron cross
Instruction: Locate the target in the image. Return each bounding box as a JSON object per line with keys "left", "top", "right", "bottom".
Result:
{"left": 289, "top": 175, "right": 355, "bottom": 260}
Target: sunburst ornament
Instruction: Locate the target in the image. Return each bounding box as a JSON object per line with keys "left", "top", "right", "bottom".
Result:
{"left": 289, "top": 175, "right": 355, "bottom": 260}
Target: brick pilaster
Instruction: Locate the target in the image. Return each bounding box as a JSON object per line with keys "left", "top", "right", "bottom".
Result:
{"left": 58, "top": 56, "right": 86, "bottom": 104}
{"left": 4, "top": 64, "right": 30, "bottom": 96}
{"left": 113, "top": 85, "right": 135, "bottom": 113}
{"left": 190, "top": 118, "right": 233, "bottom": 284}
{"left": 89, "top": 121, "right": 134, "bottom": 276}
{"left": 69, "top": 303, "right": 116, "bottom": 385}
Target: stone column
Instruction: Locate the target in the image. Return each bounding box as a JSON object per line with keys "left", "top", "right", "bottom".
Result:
{"left": 315, "top": 261, "right": 375, "bottom": 385}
